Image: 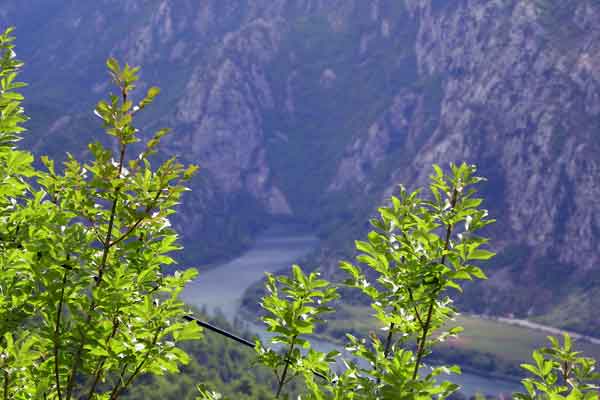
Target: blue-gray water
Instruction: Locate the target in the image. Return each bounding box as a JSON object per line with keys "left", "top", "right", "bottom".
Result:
{"left": 182, "top": 225, "right": 520, "bottom": 398}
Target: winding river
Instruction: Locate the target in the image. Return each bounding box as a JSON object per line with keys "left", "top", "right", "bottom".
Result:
{"left": 181, "top": 224, "right": 521, "bottom": 398}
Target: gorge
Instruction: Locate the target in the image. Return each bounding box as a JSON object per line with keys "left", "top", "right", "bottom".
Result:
{"left": 1, "top": 0, "right": 599, "bottom": 388}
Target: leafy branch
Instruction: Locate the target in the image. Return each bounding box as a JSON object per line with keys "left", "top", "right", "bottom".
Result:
{"left": 0, "top": 29, "right": 202, "bottom": 399}
{"left": 256, "top": 265, "right": 339, "bottom": 398}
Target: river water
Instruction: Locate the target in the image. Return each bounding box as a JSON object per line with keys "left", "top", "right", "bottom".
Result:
{"left": 181, "top": 225, "right": 521, "bottom": 398}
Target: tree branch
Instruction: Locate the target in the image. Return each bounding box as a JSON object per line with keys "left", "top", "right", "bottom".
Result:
{"left": 53, "top": 269, "right": 68, "bottom": 400}
{"left": 109, "top": 188, "right": 163, "bottom": 249}
{"left": 407, "top": 288, "right": 424, "bottom": 330}
{"left": 109, "top": 328, "right": 161, "bottom": 400}
{"left": 3, "top": 370, "right": 9, "bottom": 400}
{"left": 412, "top": 188, "right": 458, "bottom": 380}
{"left": 276, "top": 335, "right": 297, "bottom": 398}
{"left": 66, "top": 92, "right": 128, "bottom": 400}
{"left": 86, "top": 315, "right": 120, "bottom": 399}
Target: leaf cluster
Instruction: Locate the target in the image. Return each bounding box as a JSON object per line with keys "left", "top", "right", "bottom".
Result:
{"left": 239, "top": 163, "right": 498, "bottom": 399}
{"left": 515, "top": 334, "right": 600, "bottom": 400}
{"left": 0, "top": 28, "right": 201, "bottom": 400}
{"left": 3, "top": 24, "right": 600, "bottom": 400}
{"left": 255, "top": 265, "right": 339, "bottom": 398}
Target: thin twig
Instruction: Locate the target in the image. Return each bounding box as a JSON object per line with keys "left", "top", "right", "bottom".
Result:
{"left": 86, "top": 315, "right": 120, "bottom": 398}
{"left": 108, "top": 363, "right": 128, "bottom": 400}
{"left": 96, "top": 146, "right": 124, "bottom": 285}
{"left": 283, "top": 371, "right": 299, "bottom": 386}
{"left": 276, "top": 335, "right": 297, "bottom": 398}
{"left": 412, "top": 188, "right": 458, "bottom": 380}
{"left": 4, "top": 370, "right": 9, "bottom": 400}
{"left": 54, "top": 269, "right": 69, "bottom": 400}
{"left": 407, "top": 288, "right": 424, "bottom": 329}
{"left": 397, "top": 238, "right": 425, "bottom": 330}
{"left": 65, "top": 91, "right": 129, "bottom": 400}
{"left": 81, "top": 211, "right": 106, "bottom": 245}
{"left": 109, "top": 188, "right": 163, "bottom": 248}
{"left": 109, "top": 328, "right": 161, "bottom": 400}
{"left": 383, "top": 323, "right": 395, "bottom": 359}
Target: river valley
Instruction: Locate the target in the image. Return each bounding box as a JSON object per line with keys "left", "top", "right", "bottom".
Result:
{"left": 181, "top": 225, "right": 521, "bottom": 398}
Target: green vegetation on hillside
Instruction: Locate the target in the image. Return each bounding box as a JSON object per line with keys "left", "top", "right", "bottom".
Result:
{"left": 124, "top": 314, "right": 279, "bottom": 400}
{"left": 1, "top": 25, "right": 600, "bottom": 400}
{"left": 0, "top": 28, "right": 203, "bottom": 398}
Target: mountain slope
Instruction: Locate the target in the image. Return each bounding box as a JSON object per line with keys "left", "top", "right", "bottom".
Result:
{"left": 320, "top": 0, "right": 600, "bottom": 332}
{"left": 1, "top": 0, "right": 599, "bottom": 332}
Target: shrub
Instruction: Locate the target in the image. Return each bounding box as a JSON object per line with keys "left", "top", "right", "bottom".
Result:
{"left": 0, "top": 27, "right": 201, "bottom": 399}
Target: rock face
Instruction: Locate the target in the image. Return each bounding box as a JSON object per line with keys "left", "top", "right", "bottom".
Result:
{"left": 1, "top": 0, "right": 599, "bottom": 332}
{"left": 326, "top": 0, "right": 600, "bottom": 331}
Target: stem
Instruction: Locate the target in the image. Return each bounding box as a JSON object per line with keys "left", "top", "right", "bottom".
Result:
{"left": 107, "top": 363, "right": 128, "bottom": 400}
{"left": 276, "top": 336, "right": 297, "bottom": 398}
{"left": 54, "top": 269, "right": 68, "bottom": 400}
{"left": 96, "top": 142, "right": 126, "bottom": 285}
{"left": 109, "top": 187, "right": 163, "bottom": 248}
{"left": 109, "top": 328, "right": 160, "bottom": 400}
{"left": 86, "top": 316, "right": 120, "bottom": 399}
{"left": 383, "top": 323, "right": 395, "bottom": 359}
{"left": 4, "top": 370, "right": 9, "bottom": 400}
{"left": 65, "top": 96, "right": 128, "bottom": 400}
{"left": 65, "top": 184, "right": 121, "bottom": 400}
{"left": 407, "top": 288, "right": 424, "bottom": 330}
{"left": 562, "top": 361, "right": 570, "bottom": 383}
{"left": 412, "top": 188, "right": 459, "bottom": 380}
{"left": 81, "top": 210, "right": 105, "bottom": 245}
{"left": 412, "top": 298, "right": 436, "bottom": 380}
{"left": 87, "top": 361, "right": 106, "bottom": 400}
{"left": 377, "top": 322, "right": 396, "bottom": 385}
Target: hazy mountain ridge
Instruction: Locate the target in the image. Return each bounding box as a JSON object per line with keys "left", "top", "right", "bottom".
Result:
{"left": 1, "top": 0, "right": 599, "bottom": 332}
{"left": 335, "top": 0, "right": 600, "bottom": 329}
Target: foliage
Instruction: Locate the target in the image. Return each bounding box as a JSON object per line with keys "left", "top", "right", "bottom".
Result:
{"left": 0, "top": 27, "right": 202, "bottom": 399}
{"left": 232, "top": 163, "right": 496, "bottom": 399}
{"left": 123, "top": 313, "right": 277, "bottom": 400}
{"left": 3, "top": 23, "right": 600, "bottom": 400}
{"left": 255, "top": 265, "right": 339, "bottom": 398}
{"left": 303, "top": 163, "right": 495, "bottom": 399}
{"left": 205, "top": 163, "right": 600, "bottom": 399}
{"left": 515, "top": 334, "right": 600, "bottom": 400}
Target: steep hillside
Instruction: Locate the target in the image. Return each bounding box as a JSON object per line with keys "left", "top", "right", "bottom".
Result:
{"left": 319, "top": 0, "right": 600, "bottom": 333}
{"left": 1, "top": 0, "right": 599, "bottom": 332}
{"left": 1, "top": 0, "right": 295, "bottom": 262}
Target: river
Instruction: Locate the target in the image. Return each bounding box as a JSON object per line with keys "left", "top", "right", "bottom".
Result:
{"left": 181, "top": 224, "right": 521, "bottom": 398}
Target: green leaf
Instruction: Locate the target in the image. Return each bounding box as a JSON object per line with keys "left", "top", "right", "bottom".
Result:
{"left": 147, "top": 86, "right": 160, "bottom": 98}
{"left": 106, "top": 57, "right": 120, "bottom": 74}
{"left": 469, "top": 249, "right": 495, "bottom": 260}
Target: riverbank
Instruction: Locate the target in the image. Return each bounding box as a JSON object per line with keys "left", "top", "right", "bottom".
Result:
{"left": 181, "top": 225, "right": 319, "bottom": 319}
{"left": 191, "top": 221, "right": 318, "bottom": 272}
{"left": 483, "top": 315, "right": 600, "bottom": 346}
{"left": 304, "top": 304, "right": 524, "bottom": 382}
{"left": 181, "top": 224, "right": 523, "bottom": 397}
{"left": 311, "top": 303, "right": 600, "bottom": 379}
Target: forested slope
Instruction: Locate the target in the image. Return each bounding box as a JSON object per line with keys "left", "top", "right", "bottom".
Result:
{"left": 1, "top": 0, "right": 599, "bottom": 332}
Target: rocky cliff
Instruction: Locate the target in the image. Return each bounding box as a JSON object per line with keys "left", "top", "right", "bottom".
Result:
{"left": 325, "top": 0, "right": 600, "bottom": 332}
{"left": 1, "top": 0, "right": 599, "bottom": 332}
